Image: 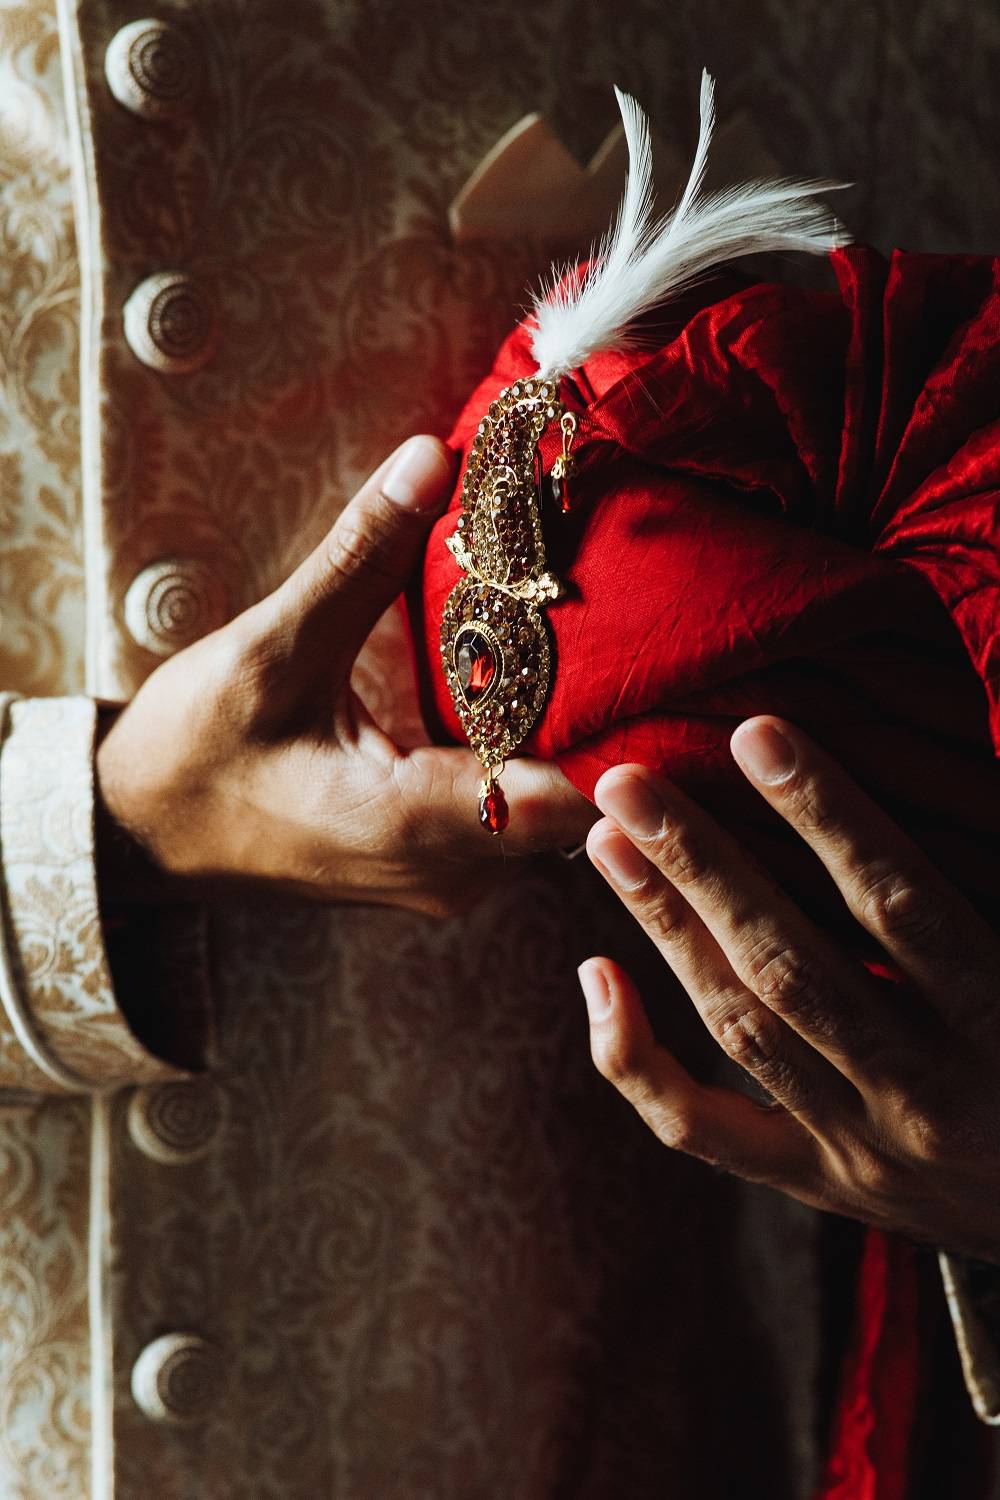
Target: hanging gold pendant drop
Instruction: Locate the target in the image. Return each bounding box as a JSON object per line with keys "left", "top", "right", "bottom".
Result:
{"left": 550, "top": 410, "right": 578, "bottom": 512}
{"left": 440, "top": 379, "right": 568, "bottom": 833}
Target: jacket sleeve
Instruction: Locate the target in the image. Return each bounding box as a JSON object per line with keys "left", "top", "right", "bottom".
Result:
{"left": 0, "top": 691, "right": 192, "bottom": 1094}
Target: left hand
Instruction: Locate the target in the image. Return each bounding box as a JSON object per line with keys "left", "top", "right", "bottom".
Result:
{"left": 578, "top": 716, "right": 1000, "bottom": 1261}
{"left": 96, "top": 436, "right": 592, "bottom": 915}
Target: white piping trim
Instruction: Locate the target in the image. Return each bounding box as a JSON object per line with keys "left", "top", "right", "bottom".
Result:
{"left": 90, "top": 1093, "right": 114, "bottom": 1500}
{"left": 55, "top": 0, "right": 109, "bottom": 699}
{"left": 54, "top": 10, "right": 120, "bottom": 1491}
{"left": 0, "top": 694, "right": 89, "bottom": 1092}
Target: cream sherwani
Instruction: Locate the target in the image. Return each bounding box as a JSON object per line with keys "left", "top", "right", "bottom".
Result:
{"left": 0, "top": 1, "right": 998, "bottom": 1495}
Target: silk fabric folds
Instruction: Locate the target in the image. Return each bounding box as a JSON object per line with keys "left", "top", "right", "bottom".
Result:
{"left": 415, "top": 245, "right": 1000, "bottom": 923}
{"left": 411, "top": 244, "right": 1000, "bottom": 1495}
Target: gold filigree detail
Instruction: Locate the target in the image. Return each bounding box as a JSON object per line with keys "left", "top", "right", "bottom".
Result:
{"left": 440, "top": 381, "right": 566, "bottom": 820}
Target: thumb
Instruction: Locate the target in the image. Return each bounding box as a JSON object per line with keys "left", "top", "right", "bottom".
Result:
{"left": 258, "top": 435, "right": 455, "bottom": 669}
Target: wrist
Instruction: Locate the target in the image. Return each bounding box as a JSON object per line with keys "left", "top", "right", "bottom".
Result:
{"left": 95, "top": 704, "right": 187, "bottom": 903}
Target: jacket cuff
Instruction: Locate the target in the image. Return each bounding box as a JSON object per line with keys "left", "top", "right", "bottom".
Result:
{"left": 940, "top": 1252, "right": 1000, "bottom": 1424}
{"left": 0, "top": 694, "right": 182, "bottom": 1092}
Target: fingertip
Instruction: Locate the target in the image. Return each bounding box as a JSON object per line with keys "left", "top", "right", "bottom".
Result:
{"left": 593, "top": 762, "right": 646, "bottom": 810}
{"left": 578, "top": 955, "right": 647, "bottom": 1025}
{"left": 578, "top": 956, "right": 614, "bottom": 1022}
{"left": 587, "top": 817, "right": 655, "bottom": 892}
{"left": 731, "top": 714, "right": 791, "bottom": 747}
{"left": 730, "top": 716, "right": 798, "bottom": 787}
{"left": 381, "top": 434, "right": 455, "bottom": 514}
{"left": 580, "top": 958, "right": 657, "bottom": 1083}
{"left": 585, "top": 815, "right": 615, "bottom": 863}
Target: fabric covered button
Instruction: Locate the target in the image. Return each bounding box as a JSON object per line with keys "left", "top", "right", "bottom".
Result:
{"left": 123, "top": 271, "right": 218, "bottom": 374}
{"left": 131, "top": 1334, "right": 223, "bottom": 1426}
{"left": 104, "top": 19, "right": 199, "bottom": 121}
{"left": 128, "top": 1080, "right": 225, "bottom": 1164}
{"left": 124, "top": 557, "right": 230, "bottom": 656}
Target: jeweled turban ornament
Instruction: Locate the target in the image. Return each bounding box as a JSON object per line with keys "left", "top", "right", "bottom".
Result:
{"left": 439, "top": 71, "right": 849, "bottom": 831}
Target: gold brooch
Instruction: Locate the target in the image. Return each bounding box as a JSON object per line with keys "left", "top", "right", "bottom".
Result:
{"left": 440, "top": 379, "right": 577, "bottom": 833}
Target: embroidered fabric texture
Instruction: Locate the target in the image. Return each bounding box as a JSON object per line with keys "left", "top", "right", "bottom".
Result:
{"left": 0, "top": 0, "right": 998, "bottom": 1493}
{"left": 0, "top": 691, "right": 85, "bottom": 1090}
{"left": 0, "top": 695, "right": 177, "bottom": 1090}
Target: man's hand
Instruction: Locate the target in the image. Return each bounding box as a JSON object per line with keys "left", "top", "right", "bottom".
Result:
{"left": 97, "top": 436, "right": 592, "bottom": 915}
{"left": 578, "top": 717, "right": 1000, "bottom": 1261}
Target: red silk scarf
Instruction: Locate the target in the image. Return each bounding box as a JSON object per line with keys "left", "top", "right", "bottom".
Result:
{"left": 411, "top": 245, "right": 1000, "bottom": 1493}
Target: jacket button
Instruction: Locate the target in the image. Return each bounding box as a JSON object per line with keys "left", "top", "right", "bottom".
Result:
{"left": 128, "top": 1080, "right": 225, "bottom": 1165}
{"left": 104, "top": 19, "right": 199, "bottom": 121}
{"left": 124, "top": 557, "right": 230, "bottom": 656}
{"left": 123, "top": 271, "right": 218, "bottom": 374}
{"left": 131, "top": 1334, "right": 224, "bottom": 1426}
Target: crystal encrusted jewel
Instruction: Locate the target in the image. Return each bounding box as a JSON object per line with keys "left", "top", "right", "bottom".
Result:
{"left": 440, "top": 379, "right": 568, "bottom": 832}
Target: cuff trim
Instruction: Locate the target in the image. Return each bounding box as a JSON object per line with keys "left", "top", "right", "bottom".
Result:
{"left": 0, "top": 695, "right": 178, "bottom": 1092}
{"left": 0, "top": 694, "right": 84, "bottom": 1090}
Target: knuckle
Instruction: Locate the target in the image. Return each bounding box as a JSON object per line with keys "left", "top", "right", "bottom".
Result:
{"left": 739, "top": 938, "right": 878, "bottom": 1064}
{"left": 744, "top": 938, "right": 826, "bottom": 1023}
{"left": 718, "top": 1008, "right": 801, "bottom": 1102}
{"left": 591, "top": 1030, "right": 645, "bottom": 1087}
{"left": 856, "top": 870, "right": 942, "bottom": 948}
{"left": 785, "top": 778, "right": 843, "bottom": 841}
{"left": 645, "top": 1100, "right": 745, "bottom": 1174}
{"left": 896, "top": 1097, "right": 987, "bottom": 1165}
{"left": 903, "top": 1110, "right": 953, "bottom": 1164}
{"left": 718, "top": 1005, "right": 779, "bottom": 1067}
{"left": 648, "top": 822, "right": 712, "bottom": 888}
{"left": 647, "top": 1100, "right": 701, "bottom": 1155}
{"left": 324, "top": 509, "right": 399, "bottom": 590}
{"left": 634, "top": 889, "right": 690, "bottom": 946}
{"left": 846, "top": 1144, "right": 894, "bottom": 1200}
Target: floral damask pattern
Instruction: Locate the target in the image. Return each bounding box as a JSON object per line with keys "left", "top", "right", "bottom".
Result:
{"left": 1, "top": 0, "right": 1000, "bottom": 1494}
{"left": 0, "top": 3, "right": 96, "bottom": 1494}
{"left": 0, "top": 1095, "right": 91, "bottom": 1500}
{"left": 0, "top": 695, "right": 176, "bottom": 1088}
{"left": 0, "top": 0, "right": 86, "bottom": 703}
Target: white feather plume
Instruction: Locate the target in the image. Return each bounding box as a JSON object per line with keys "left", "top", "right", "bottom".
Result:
{"left": 529, "top": 70, "right": 851, "bottom": 381}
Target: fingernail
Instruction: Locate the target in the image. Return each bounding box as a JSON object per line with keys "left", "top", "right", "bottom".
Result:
{"left": 382, "top": 436, "right": 453, "bottom": 512}
{"left": 578, "top": 959, "right": 613, "bottom": 1022}
{"left": 589, "top": 824, "right": 651, "bottom": 890}
{"left": 595, "top": 771, "right": 664, "bottom": 840}
{"left": 732, "top": 720, "right": 797, "bottom": 785}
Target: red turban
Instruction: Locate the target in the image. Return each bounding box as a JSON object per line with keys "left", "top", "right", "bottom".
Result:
{"left": 409, "top": 244, "right": 1000, "bottom": 1497}
{"left": 412, "top": 244, "right": 1000, "bottom": 924}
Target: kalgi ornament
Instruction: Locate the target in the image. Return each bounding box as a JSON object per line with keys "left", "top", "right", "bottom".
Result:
{"left": 440, "top": 70, "right": 849, "bottom": 831}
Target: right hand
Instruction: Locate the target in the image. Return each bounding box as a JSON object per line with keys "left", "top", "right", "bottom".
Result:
{"left": 96, "top": 435, "right": 594, "bottom": 916}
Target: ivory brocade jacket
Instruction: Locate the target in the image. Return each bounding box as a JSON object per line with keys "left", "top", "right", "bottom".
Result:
{"left": 2, "top": 1, "right": 1000, "bottom": 1496}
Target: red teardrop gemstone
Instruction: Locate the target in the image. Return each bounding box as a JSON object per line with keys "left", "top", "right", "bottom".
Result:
{"left": 456, "top": 630, "right": 496, "bottom": 702}
{"left": 551, "top": 470, "right": 571, "bottom": 512}
{"left": 479, "top": 783, "right": 509, "bottom": 835}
